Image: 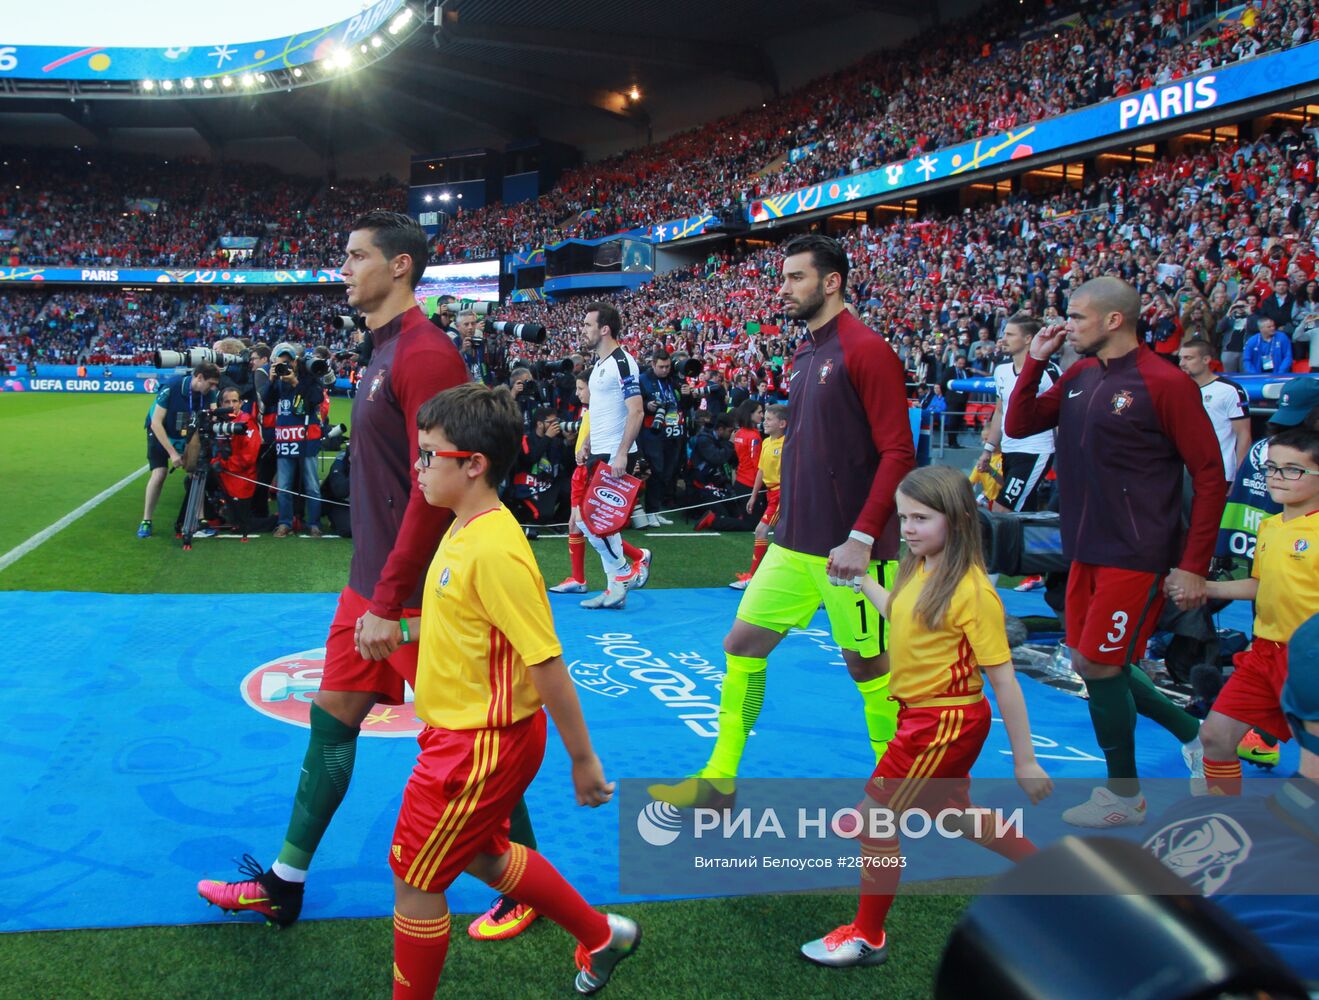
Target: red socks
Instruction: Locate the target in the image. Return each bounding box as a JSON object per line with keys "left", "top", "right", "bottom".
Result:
{"left": 568, "top": 532, "right": 586, "bottom": 582}
{"left": 853, "top": 839, "right": 903, "bottom": 944}
{"left": 621, "top": 540, "right": 643, "bottom": 563}
{"left": 492, "top": 843, "right": 610, "bottom": 950}
{"left": 392, "top": 911, "right": 450, "bottom": 1000}
{"left": 749, "top": 539, "right": 769, "bottom": 575}
{"left": 1204, "top": 757, "right": 1243, "bottom": 796}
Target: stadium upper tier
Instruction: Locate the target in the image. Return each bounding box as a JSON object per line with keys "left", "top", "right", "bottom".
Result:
{"left": 1, "top": 0, "right": 1311, "bottom": 271}
{"left": 6, "top": 124, "right": 1316, "bottom": 374}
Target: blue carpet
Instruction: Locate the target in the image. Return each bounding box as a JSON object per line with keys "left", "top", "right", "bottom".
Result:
{"left": 0, "top": 588, "right": 1285, "bottom": 932}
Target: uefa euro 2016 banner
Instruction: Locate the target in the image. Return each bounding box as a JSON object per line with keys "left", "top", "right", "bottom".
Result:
{"left": 0, "top": 267, "right": 345, "bottom": 286}
{"left": 744, "top": 40, "right": 1319, "bottom": 226}
{"left": 0, "top": 0, "right": 403, "bottom": 81}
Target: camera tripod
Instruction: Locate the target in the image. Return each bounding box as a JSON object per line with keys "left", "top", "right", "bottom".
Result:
{"left": 178, "top": 431, "right": 214, "bottom": 550}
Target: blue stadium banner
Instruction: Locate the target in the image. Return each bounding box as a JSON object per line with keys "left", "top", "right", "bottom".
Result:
{"left": 2, "top": 374, "right": 161, "bottom": 394}
{"left": 0, "top": 0, "right": 404, "bottom": 81}
{"left": 0, "top": 267, "right": 344, "bottom": 286}
{"left": 650, "top": 213, "right": 717, "bottom": 245}
{"left": 749, "top": 41, "right": 1319, "bottom": 224}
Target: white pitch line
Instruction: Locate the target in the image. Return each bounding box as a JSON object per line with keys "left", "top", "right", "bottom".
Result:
{"left": 642, "top": 532, "right": 721, "bottom": 537}
{"left": 0, "top": 464, "right": 148, "bottom": 573}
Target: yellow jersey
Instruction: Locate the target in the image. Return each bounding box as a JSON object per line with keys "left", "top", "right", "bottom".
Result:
{"left": 758, "top": 433, "right": 784, "bottom": 489}
{"left": 887, "top": 564, "right": 1010, "bottom": 706}
{"left": 577, "top": 409, "right": 590, "bottom": 452}
{"left": 415, "top": 504, "right": 561, "bottom": 730}
{"left": 1252, "top": 510, "right": 1319, "bottom": 642}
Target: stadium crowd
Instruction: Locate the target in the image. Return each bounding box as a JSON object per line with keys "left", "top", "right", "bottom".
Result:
{"left": 3, "top": 0, "right": 1315, "bottom": 271}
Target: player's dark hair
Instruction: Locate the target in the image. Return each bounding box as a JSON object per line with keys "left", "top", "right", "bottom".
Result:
{"left": 713, "top": 412, "right": 736, "bottom": 431}
{"left": 652, "top": 348, "right": 671, "bottom": 363}
{"left": 1004, "top": 312, "right": 1040, "bottom": 338}
{"left": 890, "top": 466, "right": 987, "bottom": 630}
{"left": 417, "top": 384, "right": 520, "bottom": 487}
{"left": 733, "top": 399, "right": 762, "bottom": 429}
{"left": 1179, "top": 337, "right": 1214, "bottom": 356}
{"left": 783, "top": 234, "right": 850, "bottom": 288}
{"left": 1268, "top": 425, "right": 1319, "bottom": 467}
{"left": 585, "top": 301, "right": 622, "bottom": 341}
{"left": 352, "top": 210, "right": 429, "bottom": 290}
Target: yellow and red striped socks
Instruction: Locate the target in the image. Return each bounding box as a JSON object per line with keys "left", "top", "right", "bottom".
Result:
{"left": 491, "top": 843, "right": 610, "bottom": 950}
{"left": 749, "top": 538, "right": 769, "bottom": 576}
{"left": 392, "top": 911, "right": 450, "bottom": 1000}
{"left": 1204, "top": 757, "right": 1243, "bottom": 796}
{"left": 568, "top": 531, "right": 586, "bottom": 582}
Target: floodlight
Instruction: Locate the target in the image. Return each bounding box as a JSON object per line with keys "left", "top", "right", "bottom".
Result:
{"left": 203, "top": 78, "right": 214, "bottom": 90}
{"left": 371, "top": 36, "right": 383, "bottom": 48}
{"left": 161, "top": 80, "right": 174, "bottom": 91}
{"left": 241, "top": 74, "right": 255, "bottom": 87}
{"left": 183, "top": 78, "right": 195, "bottom": 89}
{"left": 142, "top": 80, "right": 155, "bottom": 91}
{"left": 221, "top": 76, "right": 233, "bottom": 88}
{"left": 292, "top": 68, "right": 303, "bottom": 78}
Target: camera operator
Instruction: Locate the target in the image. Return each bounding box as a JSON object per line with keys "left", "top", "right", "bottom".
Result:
{"left": 431, "top": 300, "right": 459, "bottom": 347}
{"left": 638, "top": 349, "right": 687, "bottom": 527}
{"left": 212, "top": 385, "right": 266, "bottom": 538}
{"left": 137, "top": 361, "right": 221, "bottom": 539}
{"left": 214, "top": 337, "right": 254, "bottom": 400}
{"left": 263, "top": 343, "right": 325, "bottom": 538}
{"left": 687, "top": 411, "right": 737, "bottom": 502}
{"left": 508, "top": 406, "right": 572, "bottom": 532}
{"left": 509, "top": 365, "right": 543, "bottom": 432}
{"left": 457, "top": 309, "right": 493, "bottom": 385}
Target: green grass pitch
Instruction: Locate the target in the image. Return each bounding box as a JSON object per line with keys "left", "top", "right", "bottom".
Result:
{"left": 0, "top": 393, "right": 970, "bottom": 999}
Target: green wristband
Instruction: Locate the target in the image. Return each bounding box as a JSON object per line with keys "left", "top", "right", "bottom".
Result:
{"left": 399, "top": 618, "right": 411, "bottom": 644}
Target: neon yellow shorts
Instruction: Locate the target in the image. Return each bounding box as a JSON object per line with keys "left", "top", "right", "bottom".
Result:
{"left": 735, "top": 543, "right": 896, "bottom": 657}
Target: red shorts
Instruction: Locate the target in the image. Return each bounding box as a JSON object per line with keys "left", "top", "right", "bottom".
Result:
{"left": 1064, "top": 562, "right": 1165, "bottom": 667}
{"left": 866, "top": 697, "right": 991, "bottom": 815}
{"left": 570, "top": 464, "right": 589, "bottom": 508}
{"left": 759, "top": 487, "right": 781, "bottom": 528}
{"left": 1212, "top": 637, "right": 1291, "bottom": 741}
{"left": 323, "top": 587, "right": 421, "bottom": 705}
{"left": 392, "top": 710, "right": 547, "bottom": 892}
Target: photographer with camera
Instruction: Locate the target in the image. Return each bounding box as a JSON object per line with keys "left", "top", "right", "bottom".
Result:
{"left": 137, "top": 361, "right": 221, "bottom": 539}
{"left": 509, "top": 365, "right": 543, "bottom": 432}
{"left": 508, "top": 406, "right": 572, "bottom": 533}
{"left": 214, "top": 337, "right": 255, "bottom": 401}
{"left": 211, "top": 385, "right": 266, "bottom": 539}
{"left": 458, "top": 309, "right": 493, "bottom": 385}
{"left": 637, "top": 349, "right": 688, "bottom": 527}
{"left": 263, "top": 342, "right": 325, "bottom": 538}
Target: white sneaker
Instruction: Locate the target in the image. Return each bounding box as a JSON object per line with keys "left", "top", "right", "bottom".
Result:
{"left": 549, "top": 577, "right": 588, "bottom": 594}
{"left": 800, "top": 925, "right": 888, "bottom": 968}
{"left": 632, "top": 549, "right": 652, "bottom": 589}
{"left": 581, "top": 578, "right": 627, "bottom": 610}
{"left": 1061, "top": 786, "right": 1147, "bottom": 828}
{"left": 630, "top": 510, "right": 651, "bottom": 529}
{"left": 1182, "top": 738, "right": 1207, "bottom": 796}
{"left": 653, "top": 514, "right": 674, "bottom": 525}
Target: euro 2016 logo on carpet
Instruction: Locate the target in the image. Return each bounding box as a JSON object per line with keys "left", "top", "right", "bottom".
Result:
{"left": 241, "top": 648, "right": 422, "bottom": 737}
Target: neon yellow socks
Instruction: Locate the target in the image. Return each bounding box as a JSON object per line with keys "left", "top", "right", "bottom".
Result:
{"left": 702, "top": 653, "right": 767, "bottom": 779}
{"left": 856, "top": 673, "right": 897, "bottom": 762}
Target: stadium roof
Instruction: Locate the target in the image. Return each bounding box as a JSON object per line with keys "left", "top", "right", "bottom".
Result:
{"left": 0, "top": 0, "right": 960, "bottom": 163}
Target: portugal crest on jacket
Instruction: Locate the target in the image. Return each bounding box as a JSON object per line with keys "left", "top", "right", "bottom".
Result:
{"left": 1111, "top": 389, "right": 1134, "bottom": 414}
{"left": 818, "top": 359, "right": 834, "bottom": 384}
